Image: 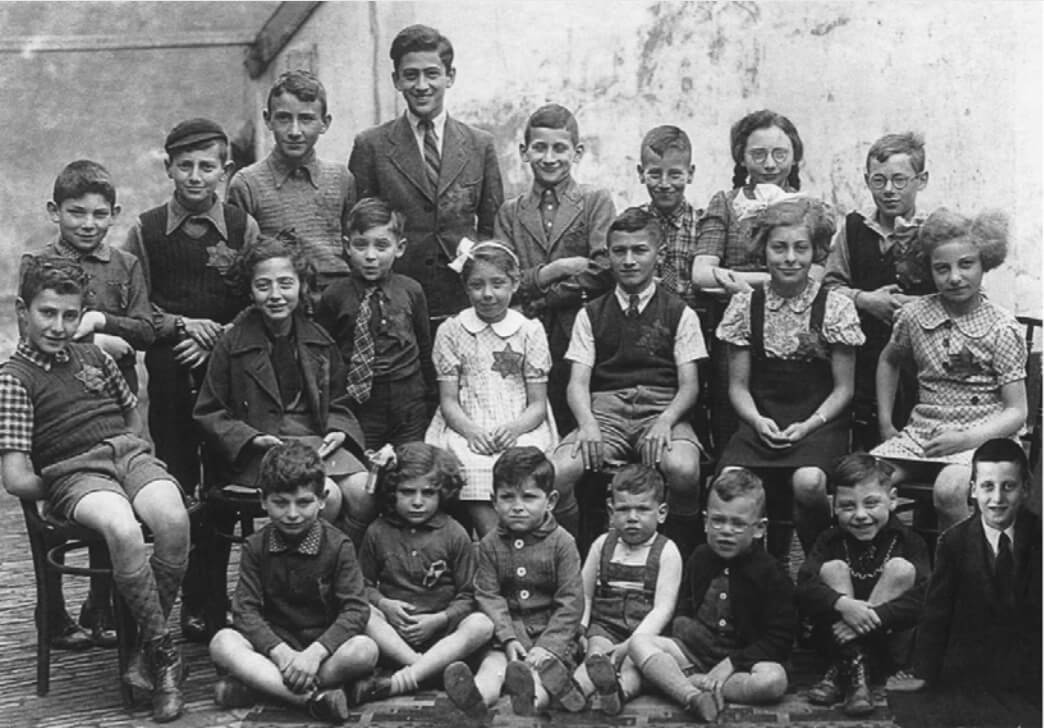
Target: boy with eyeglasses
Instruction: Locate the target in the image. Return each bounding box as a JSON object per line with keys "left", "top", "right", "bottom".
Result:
{"left": 628, "top": 468, "right": 793, "bottom": 723}
{"left": 823, "top": 132, "right": 933, "bottom": 449}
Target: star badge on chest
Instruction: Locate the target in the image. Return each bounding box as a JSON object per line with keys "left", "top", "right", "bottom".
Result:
{"left": 205, "top": 240, "right": 237, "bottom": 274}
{"left": 74, "top": 364, "right": 108, "bottom": 394}
{"left": 490, "top": 343, "right": 525, "bottom": 379}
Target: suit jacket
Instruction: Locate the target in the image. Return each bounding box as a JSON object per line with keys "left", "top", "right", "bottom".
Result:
{"left": 913, "top": 510, "right": 1041, "bottom": 693}
{"left": 348, "top": 114, "right": 503, "bottom": 320}
{"left": 193, "top": 308, "right": 364, "bottom": 484}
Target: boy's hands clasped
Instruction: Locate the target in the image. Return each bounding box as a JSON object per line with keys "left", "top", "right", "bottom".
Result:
{"left": 269, "top": 642, "right": 328, "bottom": 694}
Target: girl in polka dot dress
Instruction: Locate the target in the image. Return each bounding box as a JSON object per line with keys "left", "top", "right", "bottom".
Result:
{"left": 873, "top": 208, "right": 1027, "bottom": 530}
{"left": 425, "top": 240, "right": 557, "bottom": 536}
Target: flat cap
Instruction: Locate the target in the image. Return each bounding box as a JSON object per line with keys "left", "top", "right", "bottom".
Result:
{"left": 164, "top": 118, "right": 227, "bottom": 153}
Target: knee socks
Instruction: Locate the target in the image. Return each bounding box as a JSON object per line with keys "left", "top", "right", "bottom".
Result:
{"left": 150, "top": 554, "right": 187, "bottom": 622}
{"left": 638, "top": 652, "right": 700, "bottom": 706}
{"left": 113, "top": 560, "right": 167, "bottom": 642}
{"left": 390, "top": 666, "right": 418, "bottom": 696}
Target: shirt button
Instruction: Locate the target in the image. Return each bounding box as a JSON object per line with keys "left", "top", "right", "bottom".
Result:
{"left": 514, "top": 539, "right": 524, "bottom": 549}
{"left": 520, "top": 589, "right": 530, "bottom": 600}
{"left": 411, "top": 550, "right": 418, "bottom": 556}
{"left": 516, "top": 566, "right": 527, "bottom": 577}
{"left": 723, "top": 568, "right": 729, "bottom": 576}
{"left": 718, "top": 619, "right": 727, "bottom": 628}
{"left": 719, "top": 592, "right": 727, "bottom": 601}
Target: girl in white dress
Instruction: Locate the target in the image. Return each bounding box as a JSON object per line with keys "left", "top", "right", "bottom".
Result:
{"left": 426, "top": 240, "right": 557, "bottom": 536}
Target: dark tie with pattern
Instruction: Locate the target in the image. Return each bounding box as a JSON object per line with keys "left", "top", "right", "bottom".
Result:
{"left": 995, "top": 531, "right": 1015, "bottom": 603}
{"left": 626, "top": 294, "right": 641, "bottom": 318}
{"left": 345, "top": 287, "right": 377, "bottom": 404}
{"left": 419, "top": 118, "right": 440, "bottom": 192}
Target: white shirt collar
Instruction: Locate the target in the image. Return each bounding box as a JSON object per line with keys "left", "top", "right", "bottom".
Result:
{"left": 458, "top": 307, "right": 525, "bottom": 337}
{"left": 406, "top": 108, "right": 447, "bottom": 154}
{"left": 613, "top": 281, "right": 657, "bottom": 314}
{"left": 981, "top": 518, "right": 1016, "bottom": 556}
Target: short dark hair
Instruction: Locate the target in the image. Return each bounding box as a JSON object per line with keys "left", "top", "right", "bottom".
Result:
{"left": 524, "top": 103, "right": 579, "bottom": 146}
{"left": 19, "top": 256, "right": 87, "bottom": 305}
{"left": 345, "top": 197, "right": 406, "bottom": 239}
{"left": 268, "top": 69, "right": 329, "bottom": 117}
{"left": 867, "top": 132, "right": 926, "bottom": 174}
{"left": 972, "top": 438, "right": 1031, "bottom": 486}
{"left": 378, "top": 442, "right": 464, "bottom": 516}
{"left": 492, "top": 446, "right": 555, "bottom": 494}
{"left": 609, "top": 463, "right": 666, "bottom": 504}
{"left": 52, "top": 160, "right": 116, "bottom": 208}
{"left": 608, "top": 206, "right": 661, "bottom": 248}
{"left": 830, "top": 452, "right": 895, "bottom": 496}
{"left": 230, "top": 230, "right": 316, "bottom": 309}
{"left": 641, "top": 125, "right": 692, "bottom": 160}
{"left": 709, "top": 468, "right": 766, "bottom": 518}
{"left": 258, "top": 440, "right": 325, "bottom": 497}
{"left": 749, "top": 197, "right": 835, "bottom": 265}
{"left": 390, "top": 24, "right": 453, "bottom": 73}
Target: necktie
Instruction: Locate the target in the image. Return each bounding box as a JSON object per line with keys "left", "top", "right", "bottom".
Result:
{"left": 419, "top": 119, "right": 440, "bottom": 192}
{"left": 995, "top": 531, "right": 1015, "bottom": 602}
{"left": 345, "top": 287, "right": 377, "bottom": 404}
{"left": 626, "top": 294, "right": 641, "bottom": 318}
{"left": 540, "top": 187, "right": 558, "bottom": 240}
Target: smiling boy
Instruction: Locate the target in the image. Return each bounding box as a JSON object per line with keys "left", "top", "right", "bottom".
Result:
{"left": 348, "top": 25, "right": 503, "bottom": 327}
{"left": 228, "top": 70, "right": 356, "bottom": 289}
{"left": 823, "top": 133, "right": 933, "bottom": 449}
{"left": 494, "top": 103, "right": 615, "bottom": 431}
{"left": 550, "top": 207, "right": 706, "bottom": 557}
{"left": 796, "top": 454, "right": 930, "bottom": 715}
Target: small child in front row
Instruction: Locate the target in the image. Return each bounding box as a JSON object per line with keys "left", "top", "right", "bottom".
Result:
{"left": 0, "top": 259, "right": 190, "bottom": 722}
{"left": 629, "top": 469, "right": 793, "bottom": 723}
{"left": 571, "top": 464, "right": 682, "bottom": 715}
{"left": 209, "top": 442, "right": 378, "bottom": 724}
{"left": 443, "top": 447, "right": 586, "bottom": 718}
{"left": 316, "top": 197, "right": 434, "bottom": 452}
{"left": 350, "top": 443, "right": 494, "bottom": 705}
{"left": 425, "top": 240, "right": 557, "bottom": 536}
{"left": 902, "top": 439, "right": 1041, "bottom": 698}
{"left": 796, "top": 453, "right": 930, "bottom": 716}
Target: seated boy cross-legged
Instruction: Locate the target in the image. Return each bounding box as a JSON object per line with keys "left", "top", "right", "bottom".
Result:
{"left": 551, "top": 206, "right": 708, "bottom": 560}
{"left": 209, "top": 442, "right": 378, "bottom": 724}
{"left": 629, "top": 469, "right": 792, "bottom": 723}
{"left": 796, "top": 453, "right": 930, "bottom": 716}
{"left": 0, "top": 258, "right": 191, "bottom": 723}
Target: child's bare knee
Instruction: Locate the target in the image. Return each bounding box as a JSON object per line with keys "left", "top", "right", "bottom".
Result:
{"left": 208, "top": 628, "right": 244, "bottom": 663}
{"left": 882, "top": 557, "right": 915, "bottom": 588}
{"left": 792, "top": 467, "right": 826, "bottom": 502}
{"left": 819, "top": 559, "right": 850, "bottom": 582}
{"left": 343, "top": 634, "right": 379, "bottom": 668}
{"left": 751, "top": 662, "right": 788, "bottom": 700}
{"left": 462, "top": 612, "right": 495, "bottom": 641}
{"left": 933, "top": 467, "right": 970, "bottom": 509}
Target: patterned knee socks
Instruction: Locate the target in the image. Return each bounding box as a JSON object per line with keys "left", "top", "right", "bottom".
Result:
{"left": 113, "top": 560, "right": 166, "bottom": 641}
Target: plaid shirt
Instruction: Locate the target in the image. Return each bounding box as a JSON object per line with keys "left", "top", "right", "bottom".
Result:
{"left": 642, "top": 201, "right": 700, "bottom": 303}
{"left": 0, "top": 341, "right": 136, "bottom": 453}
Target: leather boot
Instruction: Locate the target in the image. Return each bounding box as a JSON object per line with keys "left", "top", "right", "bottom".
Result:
{"left": 806, "top": 662, "right": 843, "bottom": 706}
{"left": 148, "top": 633, "right": 186, "bottom": 723}
{"left": 842, "top": 649, "right": 874, "bottom": 716}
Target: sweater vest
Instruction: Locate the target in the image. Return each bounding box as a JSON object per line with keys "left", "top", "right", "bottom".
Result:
{"left": 138, "top": 204, "right": 248, "bottom": 323}
{"left": 2, "top": 344, "right": 128, "bottom": 468}
{"left": 588, "top": 288, "right": 685, "bottom": 392}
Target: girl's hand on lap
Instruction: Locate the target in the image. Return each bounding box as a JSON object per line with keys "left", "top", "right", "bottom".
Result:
{"left": 574, "top": 423, "right": 604, "bottom": 471}
{"left": 490, "top": 426, "right": 518, "bottom": 451}
{"left": 780, "top": 420, "right": 810, "bottom": 443}
{"left": 924, "top": 430, "right": 969, "bottom": 458}
{"left": 754, "top": 417, "right": 790, "bottom": 449}
{"left": 467, "top": 431, "right": 497, "bottom": 455}
{"left": 378, "top": 598, "right": 417, "bottom": 630}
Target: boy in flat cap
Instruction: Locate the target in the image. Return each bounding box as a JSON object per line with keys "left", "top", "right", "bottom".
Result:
{"left": 124, "top": 117, "right": 260, "bottom": 642}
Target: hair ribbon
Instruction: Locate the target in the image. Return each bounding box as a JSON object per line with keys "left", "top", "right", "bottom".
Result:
{"left": 448, "top": 237, "right": 520, "bottom": 273}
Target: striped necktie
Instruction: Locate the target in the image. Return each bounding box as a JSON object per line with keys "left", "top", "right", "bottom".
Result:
{"left": 345, "top": 287, "right": 377, "bottom": 404}
{"left": 419, "top": 118, "right": 440, "bottom": 192}
{"left": 626, "top": 294, "right": 641, "bottom": 317}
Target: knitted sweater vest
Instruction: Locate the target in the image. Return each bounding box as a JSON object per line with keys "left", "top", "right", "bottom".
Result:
{"left": 588, "top": 288, "right": 685, "bottom": 392}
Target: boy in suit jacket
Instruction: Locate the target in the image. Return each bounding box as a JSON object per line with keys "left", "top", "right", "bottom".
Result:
{"left": 494, "top": 103, "right": 615, "bottom": 432}
{"left": 900, "top": 438, "right": 1041, "bottom": 699}
{"left": 348, "top": 24, "right": 503, "bottom": 329}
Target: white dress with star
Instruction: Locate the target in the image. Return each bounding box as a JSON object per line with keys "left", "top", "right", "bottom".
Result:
{"left": 425, "top": 308, "right": 558, "bottom": 501}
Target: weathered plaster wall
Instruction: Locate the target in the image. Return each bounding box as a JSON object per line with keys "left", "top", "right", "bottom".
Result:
{"left": 268, "top": 0, "right": 1041, "bottom": 315}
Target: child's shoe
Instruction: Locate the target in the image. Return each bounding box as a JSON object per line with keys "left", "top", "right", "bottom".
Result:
{"left": 884, "top": 669, "right": 926, "bottom": 693}
{"left": 443, "top": 661, "right": 489, "bottom": 720}
{"left": 214, "top": 675, "right": 256, "bottom": 708}
{"left": 347, "top": 675, "right": 391, "bottom": 706}
{"left": 841, "top": 650, "right": 874, "bottom": 717}
{"left": 806, "top": 663, "right": 843, "bottom": 705}
{"left": 44, "top": 609, "right": 93, "bottom": 651}
{"left": 585, "top": 652, "right": 624, "bottom": 715}
{"left": 123, "top": 643, "right": 154, "bottom": 691}
{"left": 148, "top": 633, "right": 186, "bottom": 723}
{"left": 503, "top": 661, "right": 537, "bottom": 716}
{"left": 683, "top": 689, "right": 720, "bottom": 723}
{"left": 307, "top": 688, "right": 350, "bottom": 724}
{"left": 537, "top": 654, "right": 587, "bottom": 712}
{"left": 78, "top": 596, "right": 118, "bottom": 648}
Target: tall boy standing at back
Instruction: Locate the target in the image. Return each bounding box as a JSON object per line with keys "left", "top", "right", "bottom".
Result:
{"left": 124, "top": 118, "right": 260, "bottom": 642}
{"left": 494, "top": 103, "right": 615, "bottom": 432}
{"left": 227, "top": 70, "right": 356, "bottom": 290}
{"left": 349, "top": 24, "right": 503, "bottom": 329}
{"left": 822, "top": 132, "right": 932, "bottom": 449}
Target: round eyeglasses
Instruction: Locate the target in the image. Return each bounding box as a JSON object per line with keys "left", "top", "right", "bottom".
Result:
{"left": 867, "top": 173, "right": 921, "bottom": 191}
{"left": 746, "top": 148, "right": 791, "bottom": 165}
